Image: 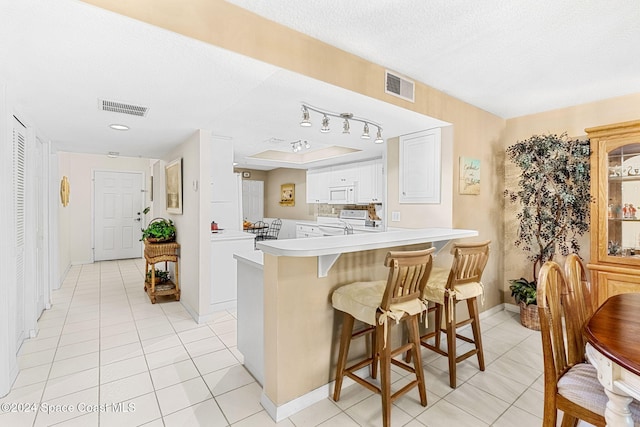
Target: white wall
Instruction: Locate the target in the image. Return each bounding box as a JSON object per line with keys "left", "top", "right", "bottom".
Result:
{"left": 57, "top": 152, "right": 154, "bottom": 272}
{"left": 154, "top": 130, "right": 211, "bottom": 321}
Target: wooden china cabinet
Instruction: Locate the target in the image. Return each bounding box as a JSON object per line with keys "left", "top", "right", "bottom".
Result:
{"left": 586, "top": 120, "right": 640, "bottom": 306}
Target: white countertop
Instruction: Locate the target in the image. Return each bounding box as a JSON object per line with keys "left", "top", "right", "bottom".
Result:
{"left": 210, "top": 230, "right": 256, "bottom": 242}
{"left": 234, "top": 249, "right": 263, "bottom": 268}
{"left": 257, "top": 227, "right": 478, "bottom": 257}
{"left": 296, "top": 220, "right": 384, "bottom": 233}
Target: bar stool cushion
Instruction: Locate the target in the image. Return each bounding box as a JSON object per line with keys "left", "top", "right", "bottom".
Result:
{"left": 557, "top": 362, "right": 640, "bottom": 421}
{"left": 332, "top": 280, "right": 427, "bottom": 326}
{"left": 422, "top": 267, "right": 484, "bottom": 303}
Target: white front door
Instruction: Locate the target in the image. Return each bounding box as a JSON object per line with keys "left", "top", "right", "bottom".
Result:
{"left": 94, "top": 171, "right": 144, "bottom": 261}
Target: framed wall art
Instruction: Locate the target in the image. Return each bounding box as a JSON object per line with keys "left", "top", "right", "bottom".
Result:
{"left": 165, "top": 158, "right": 183, "bottom": 214}
{"left": 280, "top": 183, "right": 295, "bottom": 206}
{"left": 459, "top": 157, "right": 480, "bottom": 195}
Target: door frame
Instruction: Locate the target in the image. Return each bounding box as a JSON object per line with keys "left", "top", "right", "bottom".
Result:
{"left": 92, "top": 169, "right": 145, "bottom": 262}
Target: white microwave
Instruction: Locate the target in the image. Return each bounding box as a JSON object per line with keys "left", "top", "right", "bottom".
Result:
{"left": 328, "top": 185, "right": 355, "bottom": 204}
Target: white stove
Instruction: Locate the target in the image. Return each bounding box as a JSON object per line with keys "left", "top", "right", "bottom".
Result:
{"left": 338, "top": 209, "right": 368, "bottom": 227}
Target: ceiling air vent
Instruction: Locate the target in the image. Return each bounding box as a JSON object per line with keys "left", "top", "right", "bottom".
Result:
{"left": 385, "top": 70, "right": 415, "bottom": 103}
{"left": 98, "top": 99, "right": 149, "bottom": 117}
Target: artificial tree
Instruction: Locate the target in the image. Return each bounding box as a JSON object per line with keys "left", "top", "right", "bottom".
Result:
{"left": 504, "top": 133, "right": 592, "bottom": 285}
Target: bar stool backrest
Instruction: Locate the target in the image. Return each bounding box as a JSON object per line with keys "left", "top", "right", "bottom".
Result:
{"left": 381, "top": 248, "right": 435, "bottom": 310}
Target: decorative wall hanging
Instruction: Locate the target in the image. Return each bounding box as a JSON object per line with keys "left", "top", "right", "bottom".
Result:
{"left": 459, "top": 157, "right": 480, "bottom": 195}
{"left": 165, "top": 158, "right": 183, "bottom": 214}
{"left": 280, "top": 183, "right": 295, "bottom": 206}
{"left": 60, "top": 175, "right": 70, "bottom": 206}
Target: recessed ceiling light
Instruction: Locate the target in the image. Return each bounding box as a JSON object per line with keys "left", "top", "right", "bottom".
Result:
{"left": 109, "top": 124, "right": 129, "bottom": 131}
{"left": 107, "top": 152, "right": 119, "bottom": 158}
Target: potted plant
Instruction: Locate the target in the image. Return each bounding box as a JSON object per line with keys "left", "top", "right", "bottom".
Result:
{"left": 509, "top": 277, "right": 540, "bottom": 330}
{"left": 504, "top": 133, "right": 592, "bottom": 329}
{"left": 140, "top": 207, "right": 177, "bottom": 243}
{"left": 145, "top": 268, "right": 170, "bottom": 285}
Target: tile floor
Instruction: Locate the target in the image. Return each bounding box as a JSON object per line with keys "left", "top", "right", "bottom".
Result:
{"left": 0, "top": 259, "right": 593, "bottom": 427}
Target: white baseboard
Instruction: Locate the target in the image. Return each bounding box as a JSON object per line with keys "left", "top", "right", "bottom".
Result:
{"left": 504, "top": 302, "right": 519, "bottom": 313}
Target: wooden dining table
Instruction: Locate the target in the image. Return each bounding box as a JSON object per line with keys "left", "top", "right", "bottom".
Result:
{"left": 584, "top": 292, "right": 640, "bottom": 427}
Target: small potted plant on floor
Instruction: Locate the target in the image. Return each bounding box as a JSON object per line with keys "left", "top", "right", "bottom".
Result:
{"left": 145, "top": 268, "right": 170, "bottom": 285}
{"left": 504, "top": 133, "right": 592, "bottom": 329}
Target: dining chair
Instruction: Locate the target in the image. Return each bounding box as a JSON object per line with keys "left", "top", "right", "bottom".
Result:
{"left": 414, "top": 240, "right": 490, "bottom": 388}
{"left": 332, "top": 247, "right": 435, "bottom": 427}
{"left": 563, "top": 253, "right": 595, "bottom": 363}
{"left": 537, "top": 260, "right": 640, "bottom": 427}
{"left": 252, "top": 220, "right": 268, "bottom": 241}
{"left": 264, "top": 218, "right": 282, "bottom": 240}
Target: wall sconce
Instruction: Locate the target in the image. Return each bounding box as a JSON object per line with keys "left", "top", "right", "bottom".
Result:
{"left": 299, "top": 103, "right": 384, "bottom": 144}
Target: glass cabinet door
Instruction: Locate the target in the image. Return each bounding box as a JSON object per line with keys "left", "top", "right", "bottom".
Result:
{"left": 607, "top": 143, "right": 640, "bottom": 258}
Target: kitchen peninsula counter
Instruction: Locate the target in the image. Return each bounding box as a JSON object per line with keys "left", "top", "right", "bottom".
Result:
{"left": 242, "top": 227, "right": 478, "bottom": 421}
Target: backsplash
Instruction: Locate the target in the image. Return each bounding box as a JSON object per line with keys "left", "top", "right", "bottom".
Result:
{"left": 316, "top": 203, "right": 381, "bottom": 220}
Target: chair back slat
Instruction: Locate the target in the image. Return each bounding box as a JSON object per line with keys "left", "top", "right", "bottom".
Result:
{"left": 447, "top": 241, "right": 490, "bottom": 289}
{"left": 381, "top": 248, "right": 435, "bottom": 309}
{"left": 563, "top": 253, "right": 594, "bottom": 364}
{"left": 537, "top": 261, "right": 585, "bottom": 387}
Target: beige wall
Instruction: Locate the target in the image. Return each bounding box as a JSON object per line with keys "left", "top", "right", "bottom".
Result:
{"left": 57, "top": 152, "right": 153, "bottom": 270}
{"left": 502, "top": 93, "right": 640, "bottom": 302}
{"left": 264, "top": 168, "right": 315, "bottom": 221}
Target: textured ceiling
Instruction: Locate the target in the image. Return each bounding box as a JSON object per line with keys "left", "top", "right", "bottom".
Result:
{"left": 1, "top": 0, "right": 638, "bottom": 169}
{"left": 227, "top": 0, "right": 640, "bottom": 118}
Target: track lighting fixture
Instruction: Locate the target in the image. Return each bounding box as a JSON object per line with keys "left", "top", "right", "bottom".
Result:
{"left": 291, "top": 140, "right": 311, "bottom": 153}
{"left": 299, "top": 103, "right": 383, "bottom": 143}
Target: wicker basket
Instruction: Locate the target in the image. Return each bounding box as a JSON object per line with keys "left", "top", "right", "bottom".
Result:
{"left": 519, "top": 301, "right": 541, "bottom": 331}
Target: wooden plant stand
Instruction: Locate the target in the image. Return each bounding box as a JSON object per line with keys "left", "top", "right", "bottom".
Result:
{"left": 143, "top": 240, "right": 180, "bottom": 304}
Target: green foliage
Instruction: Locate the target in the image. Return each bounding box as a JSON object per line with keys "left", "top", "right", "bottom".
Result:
{"left": 141, "top": 218, "right": 176, "bottom": 242}
{"left": 504, "top": 133, "right": 592, "bottom": 282}
{"left": 509, "top": 278, "right": 537, "bottom": 306}
{"left": 146, "top": 268, "right": 170, "bottom": 282}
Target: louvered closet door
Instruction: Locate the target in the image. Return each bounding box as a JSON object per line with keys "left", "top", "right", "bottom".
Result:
{"left": 13, "top": 116, "right": 26, "bottom": 349}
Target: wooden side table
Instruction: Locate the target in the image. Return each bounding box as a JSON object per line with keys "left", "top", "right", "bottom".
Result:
{"left": 143, "top": 240, "right": 180, "bottom": 304}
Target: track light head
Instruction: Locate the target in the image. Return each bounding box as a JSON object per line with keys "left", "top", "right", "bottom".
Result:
{"left": 320, "top": 115, "right": 330, "bottom": 133}
{"left": 300, "top": 106, "right": 312, "bottom": 127}
{"left": 342, "top": 119, "right": 350, "bottom": 134}
{"left": 374, "top": 127, "right": 384, "bottom": 144}
{"left": 361, "top": 123, "right": 370, "bottom": 139}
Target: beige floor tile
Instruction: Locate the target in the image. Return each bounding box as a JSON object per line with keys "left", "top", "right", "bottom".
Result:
{"left": 100, "top": 341, "right": 144, "bottom": 365}
{"left": 178, "top": 326, "right": 216, "bottom": 344}
{"left": 55, "top": 339, "right": 100, "bottom": 361}
{"left": 231, "top": 410, "right": 296, "bottom": 426}
{"left": 49, "top": 352, "right": 99, "bottom": 379}
{"left": 493, "top": 405, "right": 542, "bottom": 427}
{"left": 415, "top": 399, "right": 488, "bottom": 427}
{"left": 192, "top": 348, "right": 238, "bottom": 375}
{"left": 43, "top": 367, "right": 99, "bottom": 400}
{"left": 215, "top": 382, "right": 263, "bottom": 424}
{"left": 202, "top": 365, "right": 256, "bottom": 396}
{"left": 145, "top": 344, "right": 190, "bottom": 370}
{"left": 99, "top": 391, "right": 161, "bottom": 426}
{"left": 141, "top": 334, "right": 182, "bottom": 354}
{"left": 100, "top": 371, "right": 154, "bottom": 404}
{"left": 155, "top": 377, "right": 212, "bottom": 416}
{"left": 11, "top": 364, "right": 51, "bottom": 389}
{"left": 150, "top": 359, "right": 199, "bottom": 390}
{"left": 287, "top": 398, "right": 342, "bottom": 427}
{"left": 444, "top": 383, "right": 510, "bottom": 425}
{"left": 345, "top": 394, "right": 413, "bottom": 427}
{"left": 162, "top": 398, "right": 228, "bottom": 427}
{"left": 33, "top": 386, "right": 98, "bottom": 427}
{"left": 100, "top": 355, "right": 149, "bottom": 384}
{"left": 512, "top": 387, "right": 544, "bottom": 419}
{"left": 183, "top": 336, "right": 225, "bottom": 358}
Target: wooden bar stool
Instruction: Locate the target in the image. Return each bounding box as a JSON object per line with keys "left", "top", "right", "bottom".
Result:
{"left": 332, "top": 247, "right": 435, "bottom": 427}
{"left": 416, "top": 240, "right": 490, "bottom": 388}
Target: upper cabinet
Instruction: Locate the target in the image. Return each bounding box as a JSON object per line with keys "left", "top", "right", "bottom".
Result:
{"left": 357, "top": 159, "right": 384, "bottom": 204}
{"left": 399, "top": 128, "right": 441, "bottom": 204}
{"left": 586, "top": 120, "right": 640, "bottom": 305}
{"left": 306, "top": 168, "right": 330, "bottom": 203}
{"left": 306, "top": 158, "right": 384, "bottom": 204}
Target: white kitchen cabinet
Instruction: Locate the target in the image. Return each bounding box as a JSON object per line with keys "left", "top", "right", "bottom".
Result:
{"left": 399, "top": 128, "right": 441, "bottom": 204}
{"left": 296, "top": 224, "right": 324, "bottom": 238}
{"left": 357, "top": 159, "right": 384, "bottom": 204}
{"left": 210, "top": 232, "right": 255, "bottom": 311}
{"left": 306, "top": 168, "right": 330, "bottom": 203}
{"left": 330, "top": 163, "right": 359, "bottom": 187}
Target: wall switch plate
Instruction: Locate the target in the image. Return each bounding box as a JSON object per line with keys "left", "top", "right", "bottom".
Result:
{"left": 392, "top": 211, "right": 400, "bottom": 222}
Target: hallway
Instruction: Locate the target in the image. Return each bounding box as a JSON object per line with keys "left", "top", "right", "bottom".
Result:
{"left": 0, "top": 259, "right": 588, "bottom": 426}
